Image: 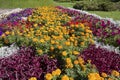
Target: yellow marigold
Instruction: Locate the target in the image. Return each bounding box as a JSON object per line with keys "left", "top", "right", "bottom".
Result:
{"left": 65, "top": 41, "right": 71, "bottom": 46}
{"left": 80, "top": 42, "right": 84, "bottom": 46}
{"left": 58, "top": 45, "right": 62, "bottom": 49}
{"left": 90, "top": 39, "right": 94, "bottom": 44}
{"left": 62, "top": 51, "right": 67, "bottom": 56}
{"left": 108, "top": 78, "right": 113, "bottom": 80}
{"left": 61, "top": 75, "right": 69, "bottom": 80}
{"left": 101, "top": 72, "right": 108, "bottom": 78}
{"left": 74, "top": 60, "right": 79, "bottom": 65}
{"left": 52, "top": 71, "right": 57, "bottom": 76}
{"left": 33, "top": 23, "right": 38, "bottom": 27}
{"left": 73, "top": 51, "right": 79, "bottom": 55}
{"left": 32, "top": 38, "right": 38, "bottom": 42}
{"left": 37, "top": 50, "right": 43, "bottom": 54}
{"left": 66, "top": 58, "right": 71, "bottom": 63}
{"left": 51, "top": 40, "right": 55, "bottom": 44}
{"left": 80, "top": 32, "right": 84, "bottom": 35}
{"left": 86, "top": 29, "right": 92, "bottom": 33}
{"left": 55, "top": 68, "right": 61, "bottom": 76}
{"left": 5, "top": 31, "right": 10, "bottom": 35}
{"left": 50, "top": 46, "right": 54, "bottom": 51}
{"left": 80, "top": 23, "right": 85, "bottom": 28}
{"left": 40, "top": 39, "right": 45, "bottom": 43}
{"left": 29, "top": 77, "right": 37, "bottom": 80}
{"left": 11, "top": 31, "right": 15, "bottom": 35}
{"left": 88, "top": 73, "right": 102, "bottom": 80}
{"left": 45, "top": 73, "right": 53, "bottom": 80}
{"left": 69, "top": 63, "right": 73, "bottom": 68}
{"left": 78, "top": 57, "right": 84, "bottom": 65}
{"left": 111, "top": 70, "right": 119, "bottom": 77}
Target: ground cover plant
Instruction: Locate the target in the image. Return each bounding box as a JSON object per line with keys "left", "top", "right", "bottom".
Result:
{"left": 0, "top": 6, "right": 120, "bottom": 80}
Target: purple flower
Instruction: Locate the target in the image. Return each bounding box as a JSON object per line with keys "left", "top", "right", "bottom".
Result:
{"left": 0, "top": 47, "right": 58, "bottom": 80}
{"left": 80, "top": 45, "right": 120, "bottom": 74}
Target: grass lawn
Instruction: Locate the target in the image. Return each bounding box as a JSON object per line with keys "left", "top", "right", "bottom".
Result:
{"left": 88, "top": 11, "right": 120, "bottom": 21}
{"left": 0, "top": 0, "right": 56, "bottom": 8}
{"left": 0, "top": 0, "right": 75, "bottom": 8}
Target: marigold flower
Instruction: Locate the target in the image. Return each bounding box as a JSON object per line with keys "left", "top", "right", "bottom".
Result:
{"left": 65, "top": 41, "right": 71, "bottom": 46}
{"left": 52, "top": 71, "right": 57, "bottom": 76}
{"left": 74, "top": 60, "right": 79, "bottom": 65}
{"left": 73, "top": 51, "right": 79, "bottom": 55}
{"left": 40, "top": 39, "right": 45, "bottom": 43}
{"left": 50, "top": 46, "right": 54, "bottom": 51}
{"left": 62, "top": 51, "right": 67, "bottom": 56}
{"left": 32, "top": 38, "right": 38, "bottom": 42}
{"left": 37, "top": 50, "right": 43, "bottom": 54}
{"left": 101, "top": 72, "right": 107, "bottom": 78}
{"left": 108, "top": 78, "right": 113, "bottom": 80}
{"left": 45, "top": 73, "right": 53, "bottom": 80}
{"left": 33, "top": 23, "right": 38, "bottom": 27}
{"left": 78, "top": 57, "right": 84, "bottom": 65}
{"left": 88, "top": 73, "right": 102, "bottom": 80}
{"left": 5, "top": 31, "right": 10, "bottom": 35}
{"left": 66, "top": 58, "right": 71, "bottom": 63}
{"left": 111, "top": 70, "right": 119, "bottom": 77}
{"left": 61, "top": 75, "right": 69, "bottom": 80}
{"left": 55, "top": 68, "right": 61, "bottom": 76}
{"left": 29, "top": 77, "right": 37, "bottom": 80}
{"left": 58, "top": 45, "right": 62, "bottom": 49}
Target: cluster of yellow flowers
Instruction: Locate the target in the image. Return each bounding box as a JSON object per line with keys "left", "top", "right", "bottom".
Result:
{"left": 45, "top": 68, "right": 61, "bottom": 80}
{"left": 88, "top": 73, "right": 104, "bottom": 80}
{"left": 28, "top": 7, "right": 71, "bottom": 26}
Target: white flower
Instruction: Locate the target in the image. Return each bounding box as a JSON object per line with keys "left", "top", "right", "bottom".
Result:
{"left": 0, "top": 8, "right": 23, "bottom": 20}
{"left": 0, "top": 43, "right": 19, "bottom": 58}
{"left": 95, "top": 41, "right": 120, "bottom": 54}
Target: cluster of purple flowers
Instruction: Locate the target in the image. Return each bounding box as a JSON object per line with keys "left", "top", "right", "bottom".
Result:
{"left": 0, "top": 47, "right": 58, "bottom": 80}
{"left": 0, "top": 8, "right": 33, "bottom": 27}
{"left": 80, "top": 45, "right": 120, "bottom": 74}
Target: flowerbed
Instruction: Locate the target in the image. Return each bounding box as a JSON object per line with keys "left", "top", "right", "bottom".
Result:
{"left": 0, "top": 6, "right": 120, "bottom": 80}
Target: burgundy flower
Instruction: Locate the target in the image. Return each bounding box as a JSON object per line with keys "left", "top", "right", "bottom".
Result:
{"left": 80, "top": 45, "right": 120, "bottom": 74}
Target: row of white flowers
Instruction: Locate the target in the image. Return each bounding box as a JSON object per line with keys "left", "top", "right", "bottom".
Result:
{"left": 0, "top": 8, "right": 22, "bottom": 20}
{"left": 0, "top": 43, "right": 19, "bottom": 58}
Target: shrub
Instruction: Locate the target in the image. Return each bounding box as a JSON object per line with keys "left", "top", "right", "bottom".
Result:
{"left": 73, "top": 1, "right": 118, "bottom": 11}
{"left": 73, "top": 1, "right": 99, "bottom": 11}
{"left": 98, "top": 2, "right": 117, "bottom": 11}
{"left": 115, "top": 1, "right": 120, "bottom": 10}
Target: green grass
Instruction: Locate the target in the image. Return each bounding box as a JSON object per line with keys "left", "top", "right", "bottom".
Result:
{"left": 0, "top": 0, "right": 57, "bottom": 8}
{"left": 0, "top": 0, "right": 75, "bottom": 8}
{"left": 88, "top": 11, "right": 120, "bottom": 21}
{"left": 55, "top": 1, "right": 75, "bottom": 7}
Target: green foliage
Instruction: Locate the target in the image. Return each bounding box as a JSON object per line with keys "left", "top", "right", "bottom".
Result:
{"left": 73, "top": 1, "right": 99, "bottom": 11}
{"left": 98, "top": 2, "right": 117, "bottom": 11}
{"left": 73, "top": 1, "right": 120, "bottom": 11}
